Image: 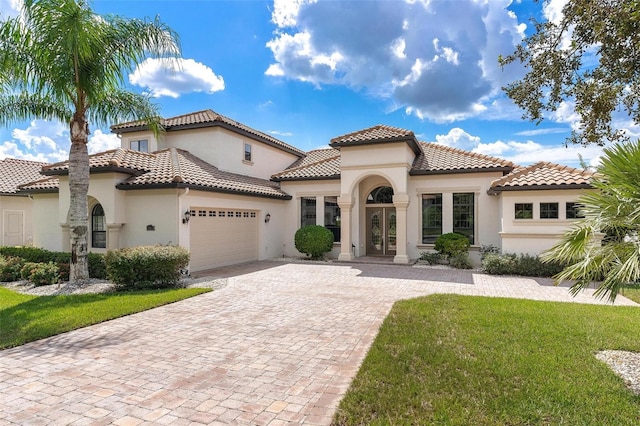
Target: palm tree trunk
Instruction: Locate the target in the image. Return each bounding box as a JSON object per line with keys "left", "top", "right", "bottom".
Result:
{"left": 69, "top": 112, "right": 90, "bottom": 282}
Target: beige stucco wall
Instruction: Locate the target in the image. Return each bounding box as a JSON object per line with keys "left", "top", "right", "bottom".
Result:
{"left": 0, "top": 195, "right": 35, "bottom": 246}
{"left": 119, "top": 131, "right": 159, "bottom": 152}
{"left": 31, "top": 193, "right": 63, "bottom": 251}
{"left": 498, "top": 188, "right": 592, "bottom": 255}
{"left": 120, "top": 189, "right": 179, "bottom": 248}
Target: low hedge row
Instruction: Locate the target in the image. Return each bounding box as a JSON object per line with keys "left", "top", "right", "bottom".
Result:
{"left": 481, "top": 253, "right": 565, "bottom": 277}
{"left": 0, "top": 246, "right": 106, "bottom": 279}
{"left": 104, "top": 245, "right": 190, "bottom": 290}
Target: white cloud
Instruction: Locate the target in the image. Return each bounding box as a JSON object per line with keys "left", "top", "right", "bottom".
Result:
{"left": 434, "top": 128, "right": 480, "bottom": 151}
{"left": 266, "top": 0, "right": 527, "bottom": 122}
{"left": 515, "top": 127, "right": 570, "bottom": 137}
{"left": 427, "top": 126, "right": 604, "bottom": 168}
{"left": 0, "top": 0, "right": 21, "bottom": 20}
{"left": 129, "top": 58, "right": 225, "bottom": 98}
{"left": 0, "top": 119, "right": 120, "bottom": 163}
{"left": 475, "top": 139, "right": 605, "bottom": 167}
{"left": 88, "top": 129, "right": 120, "bottom": 154}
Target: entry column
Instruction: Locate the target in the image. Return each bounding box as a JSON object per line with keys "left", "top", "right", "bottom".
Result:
{"left": 393, "top": 194, "right": 410, "bottom": 264}
{"left": 337, "top": 195, "right": 354, "bottom": 261}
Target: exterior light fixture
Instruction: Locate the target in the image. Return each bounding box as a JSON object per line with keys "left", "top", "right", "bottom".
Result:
{"left": 182, "top": 210, "right": 191, "bottom": 224}
{"left": 265, "top": 213, "right": 271, "bottom": 223}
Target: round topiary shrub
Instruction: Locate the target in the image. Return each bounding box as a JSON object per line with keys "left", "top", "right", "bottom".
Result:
{"left": 294, "top": 225, "right": 334, "bottom": 260}
{"left": 434, "top": 232, "right": 471, "bottom": 259}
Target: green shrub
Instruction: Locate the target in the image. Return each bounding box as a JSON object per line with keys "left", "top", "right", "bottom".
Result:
{"left": 419, "top": 251, "right": 443, "bottom": 265}
{"left": 434, "top": 233, "right": 470, "bottom": 259}
{"left": 294, "top": 225, "right": 334, "bottom": 259}
{"left": 482, "top": 253, "right": 566, "bottom": 277}
{"left": 0, "top": 247, "right": 106, "bottom": 280}
{"left": 20, "top": 262, "right": 60, "bottom": 286}
{"left": 450, "top": 254, "right": 473, "bottom": 269}
{"left": 0, "top": 256, "right": 25, "bottom": 281}
{"left": 479, "top": 244, "right": 500, "bottom": 259}
{"left": 105, "top": 245, "right": 190, "bottom": 290}
{"left": 57, "top": 263, "right": 70, "bottom": 282}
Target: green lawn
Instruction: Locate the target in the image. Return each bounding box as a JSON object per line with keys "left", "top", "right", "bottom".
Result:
{"left": 333, "top": 294, "right": 640, "bottom": 425}
{"left": 0, "top": 286, "right": 210, "bottom": 349}
{"left": 621, "top": 287, "right": 640, "bottom": 304}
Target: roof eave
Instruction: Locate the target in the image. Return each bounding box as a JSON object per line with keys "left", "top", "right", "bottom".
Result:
{"left": 272, "top": 174, "right": 341, "bottom": 182}
{"left": 487, "top": 183, "right": 593, "bottom": 195}
{"left": 330, "top": 136, "right": 421, "bottom": 155}
{"left": 115, "top": 182, "right": 292, "bottom": 200}
{"left": 410, "top": 166, "right": 514, "bottom": 176}
{"left": 42, "top": 166, "right": 147, "bottom": 177}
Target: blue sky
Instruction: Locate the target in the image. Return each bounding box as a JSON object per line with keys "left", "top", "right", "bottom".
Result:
{"left": 0, "top": 0, "right": 629, "bottom": 167}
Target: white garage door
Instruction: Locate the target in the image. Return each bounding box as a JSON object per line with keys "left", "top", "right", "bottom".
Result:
{"left": 189, "top": 208, "right": 259, "bottom": 272}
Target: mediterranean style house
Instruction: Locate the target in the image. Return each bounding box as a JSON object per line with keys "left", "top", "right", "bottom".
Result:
{"left": 3, "top": 109, "right": 594, "bottom": 273}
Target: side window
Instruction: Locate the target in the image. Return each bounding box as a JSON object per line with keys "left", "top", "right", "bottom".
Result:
{"left": 130, "top": 139, "right": 148, "bottom": 152}
{"left": 453, "top": 193, "right": 474, "bottom": 244}
{"left": 324, "top": 196, "right": 341, "bottom": 242}
{"left": 421, "top": 194, "right": 442, "bottom": 244}
{"left": 515, "top": 203, "right": 533, "bottom": 219}
{"left": 91, "top": 204, "right": 106, "bottom": 248}
{"left": 566, "top": 202, "right": 585, "bottom": 219}
{"left": 244, "top": 143, "right": 252, "bottom": 162}
{"left": 301, "top": 197, "right": 316, "bottom": 227}
{"left": 540, "top": 202, "right": 559, "bottom": 219}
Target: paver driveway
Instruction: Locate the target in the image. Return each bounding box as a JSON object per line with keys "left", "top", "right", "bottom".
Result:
{"left": 0, "top": 261, "right": 636, "bottom": 425}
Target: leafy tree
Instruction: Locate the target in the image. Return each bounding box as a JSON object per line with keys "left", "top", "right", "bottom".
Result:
{"left": 541, "top": 141, "right": 640, "bottom": 301}
{"left": 499, "top": 0, "right": 640, "bottom": 146}
{"left": 0, "top": 0, "right": 180, "bottom": 282}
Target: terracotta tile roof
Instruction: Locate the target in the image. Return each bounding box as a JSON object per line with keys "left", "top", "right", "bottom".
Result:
{"left": 0, "top": 158, "right": 48, "bottom": 194}
{"left": 117, "top": 148, "right": 290, "bottom": 199}
{"left": 272, "top": 151, "right": 340, "bottom": 181}
{"left": 489, "top": 162, "right": 594, "bottom": 194}
{"left": 285, "top": 148, "right": 340, "bottom": 169}
{"left": 329, "top": 124, "right": 421, "bottom": 154}
{"left": 18, "top": 176, "right": 59, "bottom": 192}
{"left": 411, "top": 142, "right": 515, "bottom": 174}
{"left": 42, "top": 148, "right": 155, "bottom": 176}
{"left": 111, "top": 109, "right": 305, "bottom": 157}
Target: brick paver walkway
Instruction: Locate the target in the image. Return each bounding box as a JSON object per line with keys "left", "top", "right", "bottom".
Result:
{"left": 0, "top": 262, "right": 636, "bottom": 425}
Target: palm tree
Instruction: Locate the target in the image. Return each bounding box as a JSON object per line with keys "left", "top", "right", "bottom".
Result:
{"left": 0, "top": 0, "right": 180, "bottom": 282}
{"left": 542, "top": 141, "right": 640, "bottom": 302}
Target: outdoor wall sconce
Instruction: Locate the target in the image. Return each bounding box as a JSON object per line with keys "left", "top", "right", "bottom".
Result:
{"left": 264, "top": 213, "right": 271, "bottom": 223}
{"left": 182, "top": 210, "right": 191, "bottom": 224}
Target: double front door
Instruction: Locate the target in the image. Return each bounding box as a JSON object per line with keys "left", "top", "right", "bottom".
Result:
{"left": 366, "top": 207, "right": 396, "bottom": 256}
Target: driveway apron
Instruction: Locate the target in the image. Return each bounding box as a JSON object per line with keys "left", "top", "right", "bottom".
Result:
{"left": 0, "top": 262, "right": 636, "bottom": 425}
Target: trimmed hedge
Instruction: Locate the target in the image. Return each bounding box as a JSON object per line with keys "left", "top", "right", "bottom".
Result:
{"left": 434, "top": 233, "right": 470, "bottom": 259}
{"left": 294, "top": 225, "right": 334, "bottom": 259}
{"left": 481, "top": 253, "right": 566, "bottom": 277}
{"left": 20, "top": 262, "right": 60, "bottom": 286}
{"left": 0, "top": 246, "right": 106, "bottom": 279}
{"left": 104, "top": 245, "right": 189, "bottom": 290}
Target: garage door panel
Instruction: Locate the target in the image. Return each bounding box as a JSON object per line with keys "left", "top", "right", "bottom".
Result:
{"left": 190, "top": 208, "right": 258, "bottom": 272}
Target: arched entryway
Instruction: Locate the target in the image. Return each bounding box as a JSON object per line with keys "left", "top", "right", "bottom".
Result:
{"left": 365, "top": 186, "right": 396, "bottom": 256}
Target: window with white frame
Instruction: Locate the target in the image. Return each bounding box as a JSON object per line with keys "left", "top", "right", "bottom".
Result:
{"left": 540, "top": 202, "right": 559, "bottom": 219}
{"left": 301, "top": 197, "right": 316, "bottom": 227}
{"left": 130, "top": 139, "right": 148, "bottom": 152}
{"left": 566, "top": 202, "right": 585, "bottom": 219}
{"left": 453, "top": 193, "right": 474, "bottom": 244}
{"left": 515, "top": 203, "right": 533, "bottom": 219}
{"left": 244, "top": 143, "right": 252, "bottom": 162}
{"left": 324, "top": 196, "right": 340, "bottom": 242}
{"left": 91, "top": 204, "right": 106, "bottom": 248}
{"left": 421, "top": 194, "right": 442, "bottom": 244}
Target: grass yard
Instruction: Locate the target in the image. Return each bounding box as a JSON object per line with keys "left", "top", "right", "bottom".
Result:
{"left": 621, "top": 287, "right": 640, "bottom": 304}
{"left": 333, "top": 294, "right": 640, "bottom": 425}
{"left": 0, "top": 286, "right": 210, "bottom": 349}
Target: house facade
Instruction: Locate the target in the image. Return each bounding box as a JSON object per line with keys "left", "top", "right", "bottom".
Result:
{"left": 11, "top": 109, "right": 594, "bottom": 272}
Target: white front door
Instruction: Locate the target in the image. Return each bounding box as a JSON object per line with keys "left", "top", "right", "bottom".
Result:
{"left": 4, "top": 210, "right": 24, "bottom": 246}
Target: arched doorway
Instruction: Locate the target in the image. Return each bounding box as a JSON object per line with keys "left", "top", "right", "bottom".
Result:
{"left": 365, "top": 186, "right": 396, "bottom": 256}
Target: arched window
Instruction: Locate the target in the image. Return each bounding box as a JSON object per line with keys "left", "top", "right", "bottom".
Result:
{"left": 366, "top": 186, "right": 394, "bottom": 204}
{"left": 91, "top": 204, "right": 106, "bottom": 248}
